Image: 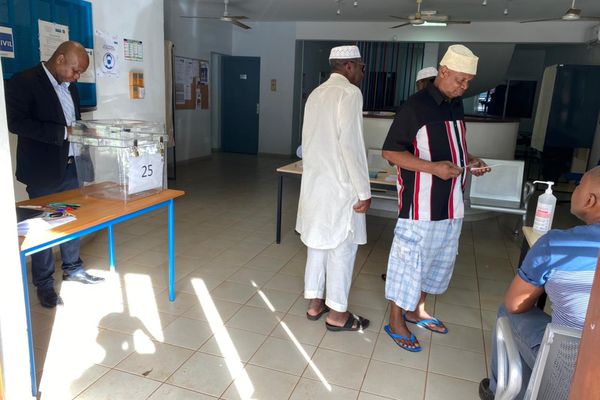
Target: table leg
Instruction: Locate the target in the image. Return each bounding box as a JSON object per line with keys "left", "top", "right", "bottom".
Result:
{"left": 168, "top": 199, "right": 175, "bottom": 302}
{"left": 276, "top": 174, "right": 283, "bottom": 244}
{"left": 108, "top": 225, "right": 116, "bottom": 272}
{"left": 20, "top": 253, "right": 37, "bottom": 397}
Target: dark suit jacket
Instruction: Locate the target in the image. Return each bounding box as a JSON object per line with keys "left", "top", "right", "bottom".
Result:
{"left": 6, "top": 63, "right": 81, "bottom": 187}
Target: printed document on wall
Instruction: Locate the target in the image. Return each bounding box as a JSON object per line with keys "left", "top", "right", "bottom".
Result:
{"left": 38, "top": 20, "right": 69, "bottom": 62}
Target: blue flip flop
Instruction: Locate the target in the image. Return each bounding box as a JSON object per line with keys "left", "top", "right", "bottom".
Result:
{"left": 384, "top": 325, "right": 422, "bottom": 352}
{"left": 403, "top": 315, "right": 448, "bottom": 334}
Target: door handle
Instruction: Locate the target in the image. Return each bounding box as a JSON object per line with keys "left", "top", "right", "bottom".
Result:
{"left": 256, "top": 103, "right": 260, "bottom": 114}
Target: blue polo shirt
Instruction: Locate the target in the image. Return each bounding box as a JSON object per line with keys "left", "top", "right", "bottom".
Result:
{"left": 518, "top": 223, "right": 600, "bottom": 329}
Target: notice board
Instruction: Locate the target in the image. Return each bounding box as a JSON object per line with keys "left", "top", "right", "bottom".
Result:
{"left": 0, "top": 0, "right": 96, "bottom": 108}
{"left": 174, "top": 55, "right": 209, "bottom": 110}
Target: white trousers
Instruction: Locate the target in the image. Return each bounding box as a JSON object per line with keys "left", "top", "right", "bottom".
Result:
{"left": 304, "top": 237, "right": 358, "bottom": 312}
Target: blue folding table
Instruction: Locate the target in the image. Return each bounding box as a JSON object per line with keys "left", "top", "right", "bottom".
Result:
{"left": 18, "top": 188, "right": 185, "bottom": 396}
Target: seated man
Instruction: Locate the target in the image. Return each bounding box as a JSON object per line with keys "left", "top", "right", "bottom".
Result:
{"left": 479, "top": 166, "right": 600, "bottom": 400}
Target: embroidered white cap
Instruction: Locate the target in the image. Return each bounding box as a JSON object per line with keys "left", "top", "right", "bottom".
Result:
{"left": 439, "top": 45, "right": 478, "bottom": 75}
{"left": 329, "top": 45, "right": 361, "bottom": 60}
{"left": 416, "top": 67, "right": 438, "bottom": 82}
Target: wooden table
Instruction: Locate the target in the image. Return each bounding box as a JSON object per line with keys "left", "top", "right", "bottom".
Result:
{"left": 275, "top": 161, "right": 396, "bottom": 243}
{"left": 17, "top": 188, "right": 185, "bottom": 396}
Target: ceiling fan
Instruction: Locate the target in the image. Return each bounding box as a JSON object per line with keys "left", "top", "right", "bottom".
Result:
{"left": 521, "top": 0, "right": 600, "bottom": 23}
{"left": 390, "top": 0, "right": 471, "bottom": 28}
{"left": 181, "top": 0, "right": 251, "bottom": 30}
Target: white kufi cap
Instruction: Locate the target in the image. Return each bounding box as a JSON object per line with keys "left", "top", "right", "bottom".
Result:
{"left": 416, "top": 67, "right": 438, "bottom": 82}
{"left": 439, "top": 45, "right": 478, "bottom": 75}
{"left": 329, "top": 45, "right": 361, "bottom": 60}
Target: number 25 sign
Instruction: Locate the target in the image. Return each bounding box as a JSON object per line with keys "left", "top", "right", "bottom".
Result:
{"left": 128, "top": 153, "right": 163, "bottom": 194}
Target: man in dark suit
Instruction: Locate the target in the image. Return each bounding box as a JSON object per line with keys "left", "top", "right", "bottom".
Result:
{"left": 7, "top": 41, "right": 104, "bottom": 308}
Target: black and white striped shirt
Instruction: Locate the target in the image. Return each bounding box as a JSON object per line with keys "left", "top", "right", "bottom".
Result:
{"left": 383, "top": 84, "right": 469, "bottom": 221}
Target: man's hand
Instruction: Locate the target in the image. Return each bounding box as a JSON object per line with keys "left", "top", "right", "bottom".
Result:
{"left": 353, "top": 198, "right": 371, "bottom": 213}
{"left": 66, "top": 126, "right": 73, "bottom": 136}
{"left": 468, "top": 157, "right": 491, "bottom": 177}
{"left": 432, "top": 161, "right": 463, "bottom": 180}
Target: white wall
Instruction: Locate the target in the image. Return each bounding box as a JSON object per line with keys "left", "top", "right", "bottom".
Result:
{"left": 86, "top": 0, "right": 165, "bottom": 122}
{"left": 164, "top": 0, "right": 232, "bottom": 160}
{"left": 233, "top": 22, "right": 297, "bottom": 155}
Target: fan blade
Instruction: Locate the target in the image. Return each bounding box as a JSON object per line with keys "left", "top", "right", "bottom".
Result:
{"left": 227, "top": 15, "right": 248, "bottom": 20}
{"left": 230, "top": 19, "right": 251, "bottom": 29}
{"left": 580, "top": 16, "right": 600, "bottom": 21}
{"left": 181, "top": 15, "right": 220, "bottom": 19}
{"left": 446, "top": 20, "right": 471, "bottom": 24}
{"left": 390, "top": 22, "right": 411, "bottom": 28}
{"left": 520, "top": 17, "right": 563, "bottom": 23}
{"left": 389, "top": 15, "right": 410, "bottom": 20}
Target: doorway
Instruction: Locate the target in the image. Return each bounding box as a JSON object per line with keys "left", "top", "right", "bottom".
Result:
{"left": 221, "top": 56, "right": 260, "bottom": 154}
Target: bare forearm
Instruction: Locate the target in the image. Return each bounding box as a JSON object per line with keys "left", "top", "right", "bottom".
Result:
{"left": 382, "top": 150, "right": 436, "bottom": 174}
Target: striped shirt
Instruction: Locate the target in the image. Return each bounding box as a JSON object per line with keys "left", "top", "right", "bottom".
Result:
{"left": 383, "top": 84, "right": 468, "bottom": 221}
{"left": 518, "top": 223, "right": 600, "bottom": 329}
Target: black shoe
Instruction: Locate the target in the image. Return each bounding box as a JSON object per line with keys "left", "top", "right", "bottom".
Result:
{"left": 63, "top": 269, "right": 105, "bottom": 284}
{"left": 479, "top": 378, "right": 495, "bottom": 400}
{"left": 381, "top": 273, "right": 386, "bottom": 281}
{"left": 37, "top": 287, "right": 63, "bottom": 308}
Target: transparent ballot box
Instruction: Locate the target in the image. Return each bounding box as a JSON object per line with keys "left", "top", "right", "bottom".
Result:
{"left": 70, "top": 120, "right": 168, "bottom": 201}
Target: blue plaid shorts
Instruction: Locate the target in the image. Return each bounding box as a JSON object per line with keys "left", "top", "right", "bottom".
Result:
{"left": 385, "top": 218, "right": 463, "bottom": 311}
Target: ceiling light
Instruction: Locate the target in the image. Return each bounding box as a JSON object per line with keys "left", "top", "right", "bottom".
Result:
{"left": 414, "top": 21, "right": 447, "bottom": 27}
{"left": 482, "top": 0, "right": 487, "bottom": 5}
{"left": 504, "top": 7, "right": 508, "bottom": 15}
{"left": 353, "top": 1, "right": 358, "bottom": 7}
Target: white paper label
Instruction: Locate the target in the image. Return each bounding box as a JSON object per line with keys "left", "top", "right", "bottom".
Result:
{"left": 128, "top": 153, "right": 163, "bottom": 195}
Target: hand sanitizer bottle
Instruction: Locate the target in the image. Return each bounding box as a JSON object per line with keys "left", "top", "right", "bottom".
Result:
{"left": 532, "top": 181, "right": 556, "bottom": 234}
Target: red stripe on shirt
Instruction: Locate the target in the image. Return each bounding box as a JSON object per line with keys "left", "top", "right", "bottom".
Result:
{"left": 445, "top": 121, "right": 458, "bottom": 219}
{"left": 412, "top": 137, "right": 420, "bottom": 220}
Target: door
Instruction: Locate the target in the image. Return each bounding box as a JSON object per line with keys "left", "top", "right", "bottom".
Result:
{"left": 221, "top": 56, "right": 260, "bottom": 154}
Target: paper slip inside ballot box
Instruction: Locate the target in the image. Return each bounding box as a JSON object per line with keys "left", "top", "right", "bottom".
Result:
{"left": 17, "top": 214, "right": 76, "bottom": 236}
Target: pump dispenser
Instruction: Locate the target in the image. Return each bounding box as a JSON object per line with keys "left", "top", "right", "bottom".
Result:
{"left": 532, "top": 181, "right": 556, "bottom": 234}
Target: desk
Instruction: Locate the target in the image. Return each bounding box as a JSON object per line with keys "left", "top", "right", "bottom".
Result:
{"left": 275, "top": 161, "right": 396, "bottom": 243}
{"left": 18, "top": 188, "right": 185, "bottom": 396}
{"left": 519, "top": 226, "right": 547, "bottom": 310}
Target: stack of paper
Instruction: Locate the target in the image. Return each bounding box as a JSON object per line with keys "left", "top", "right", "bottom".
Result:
{"left": 17, "top": 214, "right": 76, "bottom": 236}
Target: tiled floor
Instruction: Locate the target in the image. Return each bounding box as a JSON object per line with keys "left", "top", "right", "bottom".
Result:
{"left": 27, "top": 153, "right": 572, "bottom": 399}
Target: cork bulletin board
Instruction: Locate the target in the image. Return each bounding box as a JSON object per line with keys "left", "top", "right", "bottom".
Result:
{"left": 174, "top": 56, "right": 209, "bottom": 110}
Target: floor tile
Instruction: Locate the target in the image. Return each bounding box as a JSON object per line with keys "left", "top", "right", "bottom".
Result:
{"left": 431, "top": 322, "right": 485, "bottom": 353}
{"left": 226, "top": 268, "right": 276, "bottom": 288}
{"left": 183, "top": 299, "right": 243, "bottom": 324}
{"left": 246, "top": 288, "right": 299, "bottom": 312}
{"left": 147, "top": 383, "right": 218, "bottom": 399}
{"left": 221, "top": 364, "right": 299, "bottom": 400}
{"left": 434, "top": 302, "right": 482, "bottom": 329}
{"left": 225, "top": 305, "right": 284, "bottom": 335}
{"left": 162, "top": 317, "right": 214, "bottom": 349}
{"left": 264, "top": 273, "right": 304, "bottom": 294}
{"left": 303, "top": 348, "right": 369, "bottom": 390}
{"left": 361, "top": 360, "right": 426, "bottom": 400}
{"left": 425, "top": 373, "right": 479, "bottom": 400}
{"left": 271, "top": 313, "right": 328, "bottom": 346}
{"left": 290, "top": 377, "right": 359, "bottom": 400}
{"left": 428, "top": 343, "right": 487, "bottom": 382}
{"left": 75, "top": 369, "right": 160, "bottom": 400}
{"left": 199, "top": 327, "right": 267, "bottom": 362}
{"left": 319, "top": 328, "right": 377, "bottom": 358}
{"left": 372, "top": 332, "right": 430, "bottom": 371}
{"left": 248, "top": 336, "right": 316, "bottom": 375}
{"left": 167, "top": 352, "right": 242, "bottom": 397}
{"left": 210, "top": 281, "right": 258, "bottom": 304}
{"left": 115, "top": 341, "right": 193, "bottom": 381}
